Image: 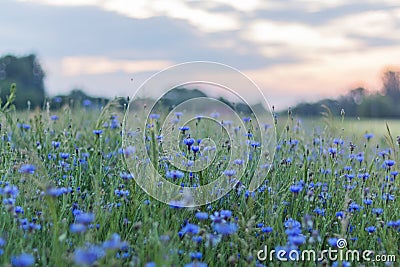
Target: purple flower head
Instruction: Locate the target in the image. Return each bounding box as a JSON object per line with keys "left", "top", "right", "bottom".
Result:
{"left": 50, "top": 115, "right": 59, "bottom": 121}
{"left": 191, "top": 146, "right": 200, "bottom": 153}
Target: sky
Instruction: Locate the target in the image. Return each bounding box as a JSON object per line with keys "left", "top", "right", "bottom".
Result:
{"left": 1, "top": 0, "right": 400, "bottom": 109}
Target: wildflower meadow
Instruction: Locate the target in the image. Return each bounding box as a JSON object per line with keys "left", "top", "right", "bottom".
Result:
{"left": 0, "top": 83, "right": 399, "bottom": 267}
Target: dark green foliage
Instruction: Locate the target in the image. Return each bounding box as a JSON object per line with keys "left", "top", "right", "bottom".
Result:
{"left": 0, "top": 54, "right": 45, "bottom": 109}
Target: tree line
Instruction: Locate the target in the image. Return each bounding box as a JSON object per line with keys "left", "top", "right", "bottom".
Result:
{"left": 291, "top": 70, "right": 400, "bottom": 118}
{"left": 1, "top": 54, "right": 399, "bottom": 117}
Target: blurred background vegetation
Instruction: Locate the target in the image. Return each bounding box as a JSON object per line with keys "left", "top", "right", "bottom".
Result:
{"left": 1, "top": 53, "right": 400, "bottom": 118}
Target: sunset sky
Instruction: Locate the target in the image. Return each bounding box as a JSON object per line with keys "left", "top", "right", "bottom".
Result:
{"left": 1, "top": 0, "right": 400, "bottom": 108}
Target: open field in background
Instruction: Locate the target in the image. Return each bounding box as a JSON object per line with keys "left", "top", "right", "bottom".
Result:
{"left": 0, "top": 101, "right": 398, "bottom": 266}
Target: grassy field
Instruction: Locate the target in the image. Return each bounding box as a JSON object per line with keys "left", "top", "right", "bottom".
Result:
{"left": 0, "top": 98, "right": 398, "bottom": 266}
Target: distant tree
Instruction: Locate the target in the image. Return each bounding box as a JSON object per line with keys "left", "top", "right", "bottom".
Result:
{"left": 382, "top": 70, "right": 400, "bottom": 99}
{"left": 0, "top": 54, "right": 45, "bottom": 109}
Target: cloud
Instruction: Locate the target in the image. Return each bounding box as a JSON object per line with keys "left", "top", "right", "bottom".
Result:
{"left": 61, "top": 57, "right": 174, "bottom": 76}
{"left": 20, "top": 0, "right": 241, "bottom": 32}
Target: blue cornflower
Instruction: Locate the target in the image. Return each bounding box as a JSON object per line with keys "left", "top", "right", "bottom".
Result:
{"left": 50, "top": 115, "right": 59, "bottom": 121}
{"left": 73, "top": 245, "right": 105, "bottom": 266}
{"left": 192, "top": 236, "right": 203, "bottom": 244}
{"left": 348, "top": 202, "right": 362, "bottom": 212}
{"left": 385, "top": 160, "right": 396, "bottom": 167}
{"left": 166, "top": 170, "right": 184, "bottom": 179}
{"left": 70, "top": 223, "right": 87, "bottom": 234}
{"left": 285, "top": 227, "right": 302, "bottom": 236}
{"left": 102, "top": 234, "right": 129, "bottom": 250}
{"left": 243, "top": 117, "right": 251, "bottom": 123}
{"left": 328, "top": 237, "right": 339, "bottom": 248}
{"left": 284, "top": 218, "right": 301, "bottom": 229}
{"left": 220, "top": 210, "right": 232, "bottom": 219}
{"left": 223, "top": 170, "right": 236, "bottom": 177}
{"left": 195, "top": 212, "right": 208, "bottom": 220}
{"left": 364, "top": 133, "right": 374, "bottom": 140}
{"left": 328, "top": 147, "right": 337, "bottom": 156}
{"left": 75, "top": 213, "right": 95, "bottom": 225}
{"left": 149, "top": 114, "right": 160, "bottom": 120}
{"left": 356, "top": 153, "right": 364, "bottom": 163}
{"left": 261, "top": 226, "right": 273, "bottom": 233}
{"left": 250, "top": 141, "right": 260, "bottom": 148}
{"left": 179, "top": 126, "right": 190, "bottom": 133}
{"left": 233, "top": 159, "right": 244, "bottom": 165}
{"left": 289, "top": 184, "right": 303, "bottom": 194}
{"left": 183, "top": 137, "right": 195, "bottom": 148}
{"left": 332, "top": 261, "right": 351, "bottom": 267}
{"left": 14, "top": 206, "right": 24, "bottom": 214}
{"left": 333, "top": 138, "right": 344, "bottom": 145}
{"left": 83, "top": 99, "right": 92, "bottom": 107}
{"left": 336, "top": 211, "right": 345, "bottom": 219}
{"left": 60, "top": 152, "right": 70, "bottom": 159}
{"left": 191, "top": 146, "right": 200, "bottom": 153}
{"left": 184, "top": 262, "right": 207, "bottom": 267}
{"left": 120, "top": 172, "right": 133, "bottom": 180}
{"left": 52, "top": 141, "right": 60, "bottom": 148}
{"left": 180, "top": 223, "right": 200, "bottom": 235}
{"left": 93, "top": 129, "right": 103, "bottom": 135}
{"left": 210, "top": 112, "right": 220, "bottom": 118}
{"left": 18, "top": 164, "right": 36, "bottom": 174}
{"left": 372, "top": 208, "right": 383, "bottom": 216}
{"left": 189, "top": 251, "right": 202, "bottom": 260}
{"left": 2, "top": 185, "right": 19, "bottom": 197}
{"left": 11, "top": 253, "right": 35, "bottom": 267}
{"left": 363, "top": 199, "right": 373, "bottom": 205}
{"left": 213, "top": 222, "right": 238, "bottom": 235}
{"left": 365, "top": 226, "right": 376, "bottom": 233}
{"left": 288, "top": 234, "right": 306, "bottom": 246}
